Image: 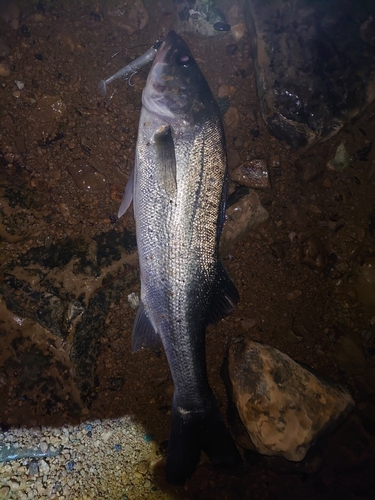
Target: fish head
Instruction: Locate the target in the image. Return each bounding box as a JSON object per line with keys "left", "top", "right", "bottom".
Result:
{"left": 143, "top": 31, "right": 215, "bottom": 129}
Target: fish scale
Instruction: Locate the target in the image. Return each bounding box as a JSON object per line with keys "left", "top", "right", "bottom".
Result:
{"left": 118, "top": 31, "right": 241, "bottom": 484}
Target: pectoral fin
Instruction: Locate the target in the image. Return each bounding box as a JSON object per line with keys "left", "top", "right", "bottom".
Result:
{"left": 154, "top": 125, "right": 177, "bottom": 196}
{"left": 118, "top": 168, "right": 134, "bottom": 218}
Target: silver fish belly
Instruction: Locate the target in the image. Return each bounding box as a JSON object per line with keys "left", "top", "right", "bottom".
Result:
{"left": 119, "top": 30, "right": 241, "bottom": 484}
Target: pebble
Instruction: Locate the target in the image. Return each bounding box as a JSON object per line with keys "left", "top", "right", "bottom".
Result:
{"left": 224, "top": 106, "right": 240, "bottom": 130}
{"left": 231, "top": 23, "right": 246, "bottom": 41}
{"left": 28, "top": 95, "right": 67, "bottom": 122}
{"left": 300, "top": 236, "right": 328, "bottom": 271}
{"left": 138, "top": 461, "right": 148, "bottom": 474}
{"left": 0, "top": 61, "right": 12, "bottom": 77}
{"left": 0, "top": 486, "right": 10, "bottom": 496}
{"left": 287, "top": 290, "right": 302, "bottom": 301}
{"left": 38, "top": 459, "right": 50, "bottom": 475}
{"left": 286, "top": 329, "right": 304, "bottom": 344}
{"left": 327, "top": 142, "right": 350, "bottom": 171}
{"left": 295, "top": 156, "right": 326, "bottom": 182}
{"left": 40, "top": 441, "right": 48, "bottom": 454}
{"left": 28, "top": 460, "right": 39, "bottom": 476}
{"left": 218, "top": 84, "right": 236, "bottom": 98}
{"left": 0, "top": 38, "right": 10, "bottom": 57}
{"left": 67, "top": 160, "right": 107, "bottom": 192}
{"left": 231, "top": 159, "right": 270, "bottom": 190}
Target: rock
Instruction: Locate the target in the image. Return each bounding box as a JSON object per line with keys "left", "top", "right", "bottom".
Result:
{"left": 0, "top": 61, "right": 11, "bottom": 77}
{"left": 327, "top": 142, "right": 351, "bottom": 171}
{"left": 106, "top": 0, "right": 149, "bottom": 34}
{"left": 28, "top": 460, "right": 39, "bottom": 476}
{"left": 218, "top": 84, "right": 237, "bottom": 98}
{"left": 295, "top": 156, "right": 326, "bottom": 182}
{"left": 0, "top": 176, "right": 138, "bottom": 410}
{"left": 0, "top": 38, "right": 11, "bottom": 58}
{"left": 244, "top": 0, "right": 375, "bottom": 149}
{"left": 220, "top": 190, "right": 269, "bottom": 254}
{"left": 0, "top": 1, "right": 20, "bottom": 29}
{"left": 231, "top": 159, "right": 271, "bottom": 190}
{"left": 173, "top": 0, "right": 229, "bottom": 37}
{"left": 356, "top": 257, "right": 375, "bottom": 314}
{"left": 231, "top": 23, "right": 246, "bottom": 42}
{"left": 227, "top": 148, "right": 241, "bottom": 170}
{"left": 28, "top": 95, "right": 67, "bottom": 122}
{"left": 335, "top": 333, "right": 367, "bottom": 377}
{"left": 300, "top": 236, "right": 328, "bottom": 271}
{"left": 38, "top": 459, "right": 50, "bottom": 475}
{"left": 225, "top": 339, "right": 355, "bottom": 462}
{"left": 223, "top": 106, "right": 240, "bottom": 130}
{"left": 67, "top": 160, "right": 107, "bottom": 192}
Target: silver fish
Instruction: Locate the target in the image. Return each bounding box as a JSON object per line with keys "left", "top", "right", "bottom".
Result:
{"left": 119, "top": 31, "right": 241, "bottom": 484}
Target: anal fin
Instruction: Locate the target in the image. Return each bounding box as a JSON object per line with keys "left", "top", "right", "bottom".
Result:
{"left": 132, "top": 301, "right": 161, "bottom": 352}
{"left": 206, "top": 261, "right": 239, "bottom": 325}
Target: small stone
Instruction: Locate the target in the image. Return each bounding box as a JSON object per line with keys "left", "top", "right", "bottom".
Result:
{"left": 101, "top": 430, "right": 113, "bottom": 442}
{"left": 227, "top": 148, "right": 241, "bottom": 170}
{"left": 224, "top": 106, "right": 240, "bottom": 130}
{"left": 226, "top": 43, "right": 238, "bottom": 55}
{"left": 38, "top": 459, "right": 49, "bottom": 475}
{"left": 220, "top": 191, "right": 269, "bottom": 254}
{"left": 67, "top": 160, "right": 107, "bottom": 192}
{"left": 231, "top": 23, "right": 246, "bottom": 42}
{"left": 15, "top": 80, "right": 24, "bottom": 90}
{"left": 356, "top": 257, "right": 375, "bottom": 314}
{"left": 295, "top": 156, "right": 325, "bottom": 182}
{"left": 138, "top": 461, "right": 148, "bottom": 474}
{"left": 0, "top": 61, "right": 12, "bottom": 77}
{"left": 0, "top": 486, "right": 10, "bottom": 497}
{"left": 28, "top": 95, "right": 67, "bottom": 122}
{"left": 322, "top": 177, "right": 332, "bottom": 188}
{"left": 0, "top": 38, "right": 10, "bottom": 58}
{"left": 28, "top": 460, "right": 39, "bottom": 476}
{"left": 40, "top": 441, "right": 48, "bottom": 453}
{"left": 65, "top": 460, "right": 74, "bottom": 472}
{"left": 58, "top": 203, "right": 70, "bottom": 217}
{"left": 286, "top": 290, "right": 302, "bottom": 301}
{"left": 327, "top": 142, "right": 350, "bottom": 171}
{"left": 218, "top": 85, "right": 236, "bottom": 98}
{"left": 286, "top": 329, "right": 303, "bottom": 344}
{"left": 300, "top": 236, "right": 328, "bottom": 271}
{"left": 307, "top": 204, "right": 323, "bottom": 218}
{"left": 231, "top": 160, "right": 270, "bottom": 190}
{"left": 8, "top": 479, "right": 20, "bottom": 491}
{"left": 269, "top": 155, "right": 280, "bottom": 168}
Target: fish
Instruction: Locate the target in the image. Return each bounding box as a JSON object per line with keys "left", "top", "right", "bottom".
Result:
{"left": 118, "top": 30, "right": 241, "bottom": 484}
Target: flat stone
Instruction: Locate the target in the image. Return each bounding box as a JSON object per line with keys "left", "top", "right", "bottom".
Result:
{"left": 295, "top": 156, "right": 326, "bottom": 183}
{"left": 300, "top": 236, "right": 328, "bottom": 271}
{"left": 220, "top": 190, "right": 269, "bottom": 254}
{"left": 231, "top": 160, "right": 271, "bottom": 190}
{"left": 226, "top": 339, "right": 355, "bottom": 461}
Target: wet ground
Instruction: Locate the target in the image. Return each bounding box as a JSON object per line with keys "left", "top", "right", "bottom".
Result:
{"left": 1, "top": 1, "right": 375, "bottom": 499}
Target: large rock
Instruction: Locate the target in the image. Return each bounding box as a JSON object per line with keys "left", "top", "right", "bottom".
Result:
{"left": 244, "top": 0, "right": 375, "bottom": 149}
{"left": 220, "top": 189, "right": 269, "bottom": 255}
{"left": 225, "top": 339, "right": 355, "bottom": 462}
{"left": 0, "top": 176, "right": 138, "bottom": 416}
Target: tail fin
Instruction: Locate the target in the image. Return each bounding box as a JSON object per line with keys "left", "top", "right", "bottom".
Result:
{"left": 165, "top": 395, "right": 242, "bottom": 484}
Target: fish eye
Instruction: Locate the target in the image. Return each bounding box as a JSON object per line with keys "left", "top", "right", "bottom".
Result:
{"left": 177, "top": 54, "right": 190, "bottom": 66}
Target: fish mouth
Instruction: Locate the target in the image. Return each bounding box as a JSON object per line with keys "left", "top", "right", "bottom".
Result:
{"left": 154, "top": 31, "right": 181, "bottom": 65}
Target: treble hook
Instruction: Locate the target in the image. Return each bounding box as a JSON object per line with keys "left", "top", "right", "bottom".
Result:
{"left": 127, "top": 71, "right": 138, "bottom": 87}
